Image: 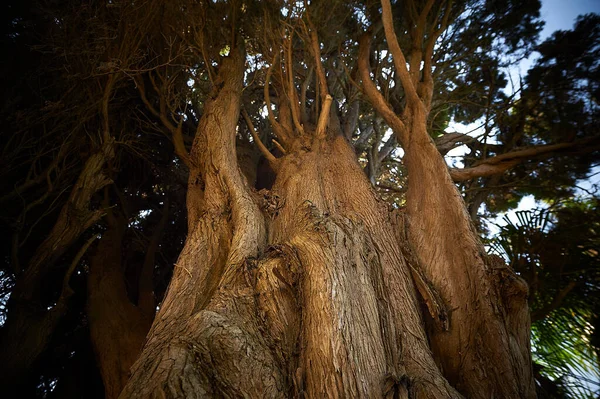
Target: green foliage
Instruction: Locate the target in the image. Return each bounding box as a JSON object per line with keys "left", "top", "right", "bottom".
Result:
{"left": 489, "top": 201, "right": 600, "bottom": 398}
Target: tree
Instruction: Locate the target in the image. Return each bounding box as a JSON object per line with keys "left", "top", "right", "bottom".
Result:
{"left": 1, "top": 0, "right": 598, "bottom": 398}
{"left": 121, "top": 0, "right": 539, "bottom": 397}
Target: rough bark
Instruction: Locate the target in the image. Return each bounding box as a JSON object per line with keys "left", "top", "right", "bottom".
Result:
{"left": 0, "top": 140, "right": 114, "bottom": 389}
{"left": 262, "top": 136, "right": 459, "bottom": 398}
{"left": 121, "top": 47, "right": 283, "bottom": 398}
{"left": 403, "top": 106, "right": 534, "bottom": 398}
{"left": 121, "top": 46, "right": 462, "bottom": 397}
{"left": 359, "top": 2, "right": 535, "bottom": 394}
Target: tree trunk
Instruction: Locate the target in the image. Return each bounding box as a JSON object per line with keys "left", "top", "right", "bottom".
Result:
{"left": 122, "top": 46, "right": 282, "bottom": 398}
{"left": 401, "top": 104, "right": 535, "bottom": 398}
{"left": 256, "top": 136, "right": 459, "bottom": 398}
{"left": 0, "top": 141, "right": 114, "bottom": 389}
{"left": 87, "top": 215, "right": 155, "bottom": 399}
{"left": 122, "top": 48, "right": 462, "bottom": 398}
{"left": 358, "top": 10, "right": 536, "bottom": 392}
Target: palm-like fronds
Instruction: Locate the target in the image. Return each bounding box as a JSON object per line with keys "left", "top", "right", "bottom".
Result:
{"left": 489, "top": 200, "right": 600, "bottom": 398}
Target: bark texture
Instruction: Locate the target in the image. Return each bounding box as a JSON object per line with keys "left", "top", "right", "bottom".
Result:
{"left": 122, "top": 47, "right": 461, "bottom": 398}
{"left": 121, "top": 47, "right": 282, "bottom": 398}
{"left": 121, "top": 7, "right": 535, "bottom": 394}
{"left": 403, "top": 106, "right": 534, "bottom": 398}
{"left": 263, "top": 136, "right": 459, "bottom": 399}
{"left": 358, "top": 14, "right": 535, "bottom": 394}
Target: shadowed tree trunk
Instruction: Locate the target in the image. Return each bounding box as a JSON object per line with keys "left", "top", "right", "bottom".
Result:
{"left": 0, "top": 141, "right": 114, "bottom": 389}
{"left": 87, "top": 200, "right": 168, "bottom": 399}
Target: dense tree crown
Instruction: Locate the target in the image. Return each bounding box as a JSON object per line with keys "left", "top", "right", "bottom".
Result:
{"left": 0, "top": 0, "right": 598, "bottom": 398}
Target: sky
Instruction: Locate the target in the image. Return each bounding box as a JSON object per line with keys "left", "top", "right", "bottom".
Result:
{"left": 540, "top": 0, "right": 600, "bottom": 38}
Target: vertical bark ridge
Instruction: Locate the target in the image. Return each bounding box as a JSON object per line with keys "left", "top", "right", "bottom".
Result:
{"left": 264, "top": 136, "right": 460, "bottom": 398}
{"left": 121, "top": 49, "right": 286, "bottom": 398}
{"left": 402, "top": 107, "right": 535, "bottom": 398}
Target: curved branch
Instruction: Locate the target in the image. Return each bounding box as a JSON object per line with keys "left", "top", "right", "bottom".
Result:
{"left": 242, "top": 109, "right": 278, "bottom": 167}
{"left": 358, "top": 32, "right": 408, "bottom": 144}
{"left": 381, "top": 0, "right": 419, "bottom": 102}
{"left": 315, "top": 95, "right": 333, "bottom": 140}
{"left": 135, "top": 75, "right": 191, "bottom": 167}
{"left": 264, "top": 54, "right": 292, "bottom": 145}
{"left": 449, "top": 138, "right": 600, "bottom": 181}
{"left": 308, "top": 23, "right": 328, "bottom": 102}
{"left": 285, "top": 35, "right": 305, "bottom": 136}
{"left": 59, "top": 234, "right": 99, "bottom": 301}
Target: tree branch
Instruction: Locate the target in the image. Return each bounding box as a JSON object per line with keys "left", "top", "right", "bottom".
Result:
{"left": 358, "top": 32, "right": 408, "bottom": 143}
{"left": 241, "top": 109, "right": 278, "bottom": 167}
{"left": 59, "top": 234, "right": 99, "bottom": 301}
{"left": 531, "top": 281, "right": 577, "bottom": 322}
{"left": 135, "top": 75, "right": 191, "bottom": 167}
{"left": 449, "top": 138, "right": 600, "bottom": 181}
{"left": 264, "top": 54, "right": 292, "bottom": 145}
{"left": 315, "top": 95, "right": 333, "bottom": 140}
{"left": 381, "top": 0, "right": 419, "bottom": 102}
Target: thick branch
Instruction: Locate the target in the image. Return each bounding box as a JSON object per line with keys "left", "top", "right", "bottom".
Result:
{"left": 358, "top": 33, "right": 408, "bottom": 143}
{"left": 264, "top": 54, "right": 292, "bottom": 145}
{"left": 435, "top": 132, "right": 477, "bottom": 155}
{"left": 285, "top": 35, "right": 306, "bottom": 136}
{"left": 423, "top": 0, "right": 453, "bottom": 86}
{"left": 308, "top": 22, "right": 329, "bottom": 102}
{"left": 315, "top": 95, "right": 333, "bottom": 140}
{"left": 449, "top": 139, "right": 600, "bottom": 181}
{"left": 381, "top": 0, "right": 419, "bottom": 102}
{"left": 59, "top": 234, "right": 99, "bottom": 302}
{"left": 242, "top": 109, "right": 278, "bottom": 167}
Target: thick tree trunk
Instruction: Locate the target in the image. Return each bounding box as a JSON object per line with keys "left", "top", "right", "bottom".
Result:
{"left": 259, "top": 136, "right": 459, "bottom": 398}
{"left": 358, "top": 13, "right": 535, "bottom": 393}
{"left": 122, "top": 48, "right": 462, "bottom": 398}
{"left": 401, "top": 105, "right": 535, "bottom": 398}
{"left": 0, "top": 141, "right": 114, "bottom": 390}
{"left": 121, "top": 48, "right": 280, "bottom": 397}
